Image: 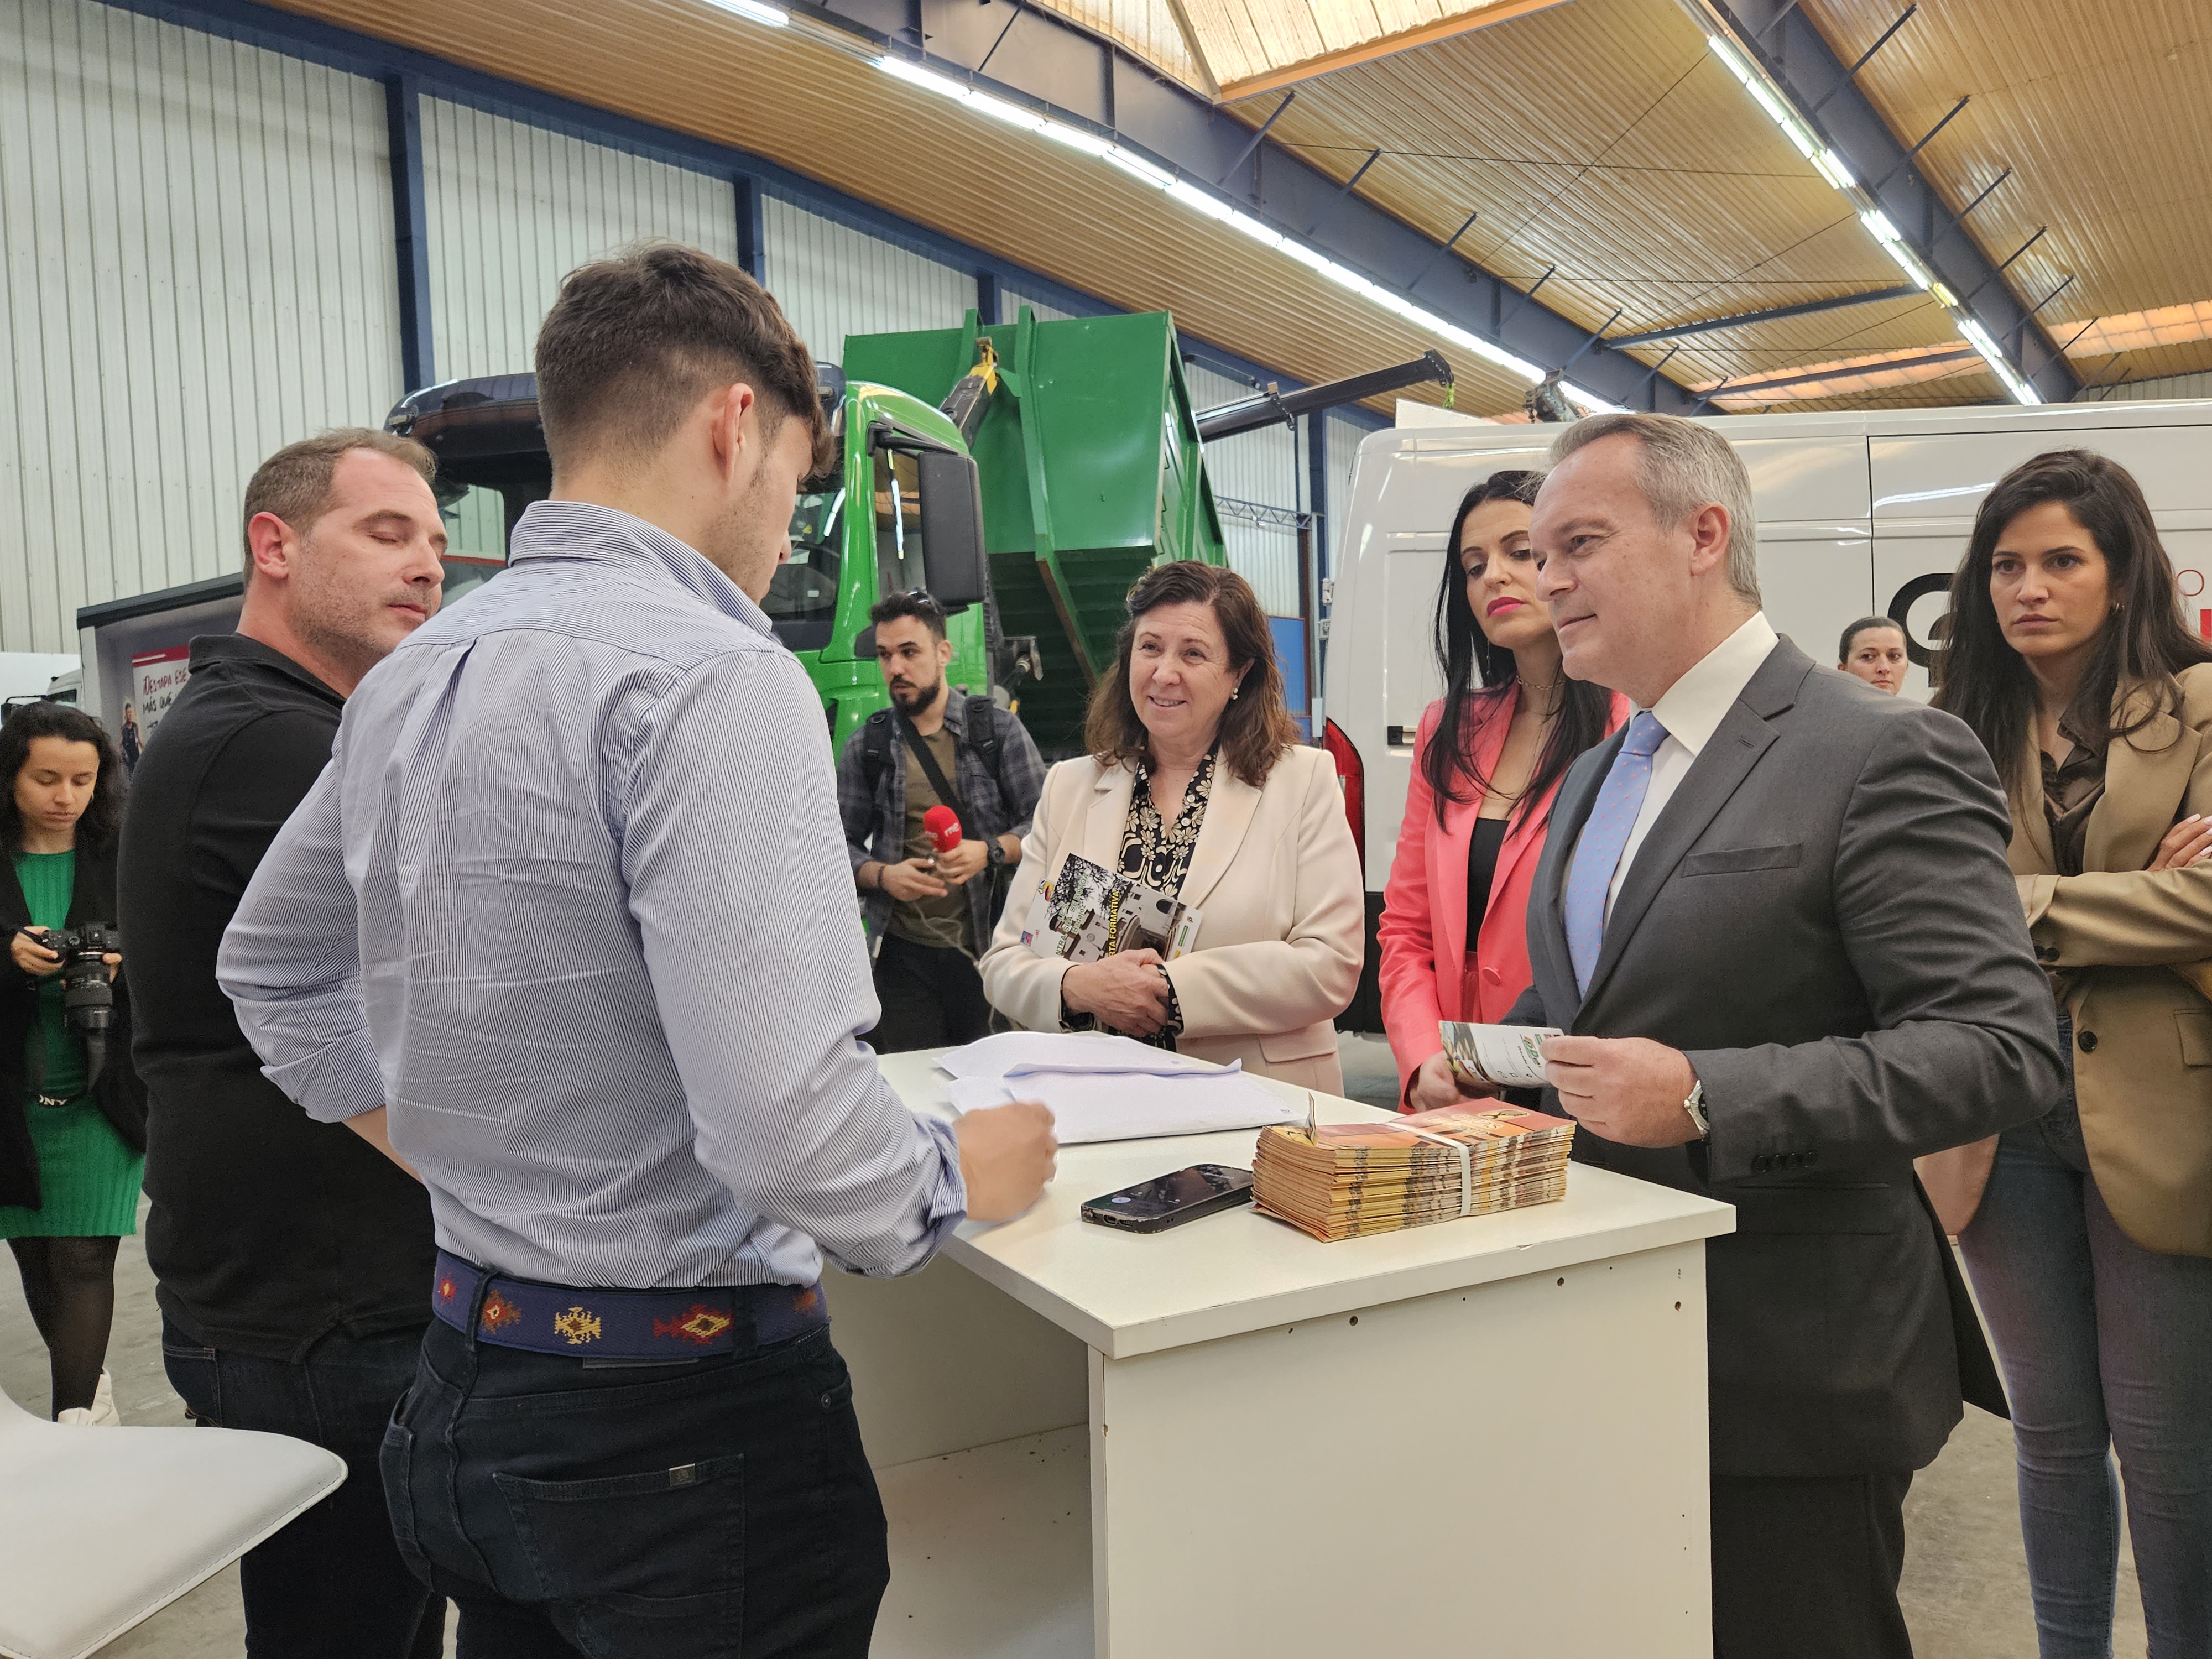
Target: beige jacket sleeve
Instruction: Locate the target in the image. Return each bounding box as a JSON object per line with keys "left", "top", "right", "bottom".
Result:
{"left": 977, "top": 759, "right": 1082, "bottom": 1032}
{"left": 1160, "top": 749, "right": 1364, "bottom": 1040}
{"left": 2021, "top": 706, "right": 2212, "bottom": 967}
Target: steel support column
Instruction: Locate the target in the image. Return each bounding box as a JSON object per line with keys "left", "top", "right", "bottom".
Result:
{"left": 383, "top": 73, "right": 434, "bottom": 392}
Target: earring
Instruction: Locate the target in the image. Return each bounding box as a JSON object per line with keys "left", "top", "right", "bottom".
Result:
{"left": 1231, "top": 688, "right": 1240, "bottom": 700}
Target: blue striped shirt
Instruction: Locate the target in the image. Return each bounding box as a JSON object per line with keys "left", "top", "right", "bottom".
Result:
{"left": 217, "top": 500, "right": 966, "bottom": 1290}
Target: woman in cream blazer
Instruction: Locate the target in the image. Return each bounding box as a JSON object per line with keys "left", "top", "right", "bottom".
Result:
{"left": 1926, "top": 449, "right": 2212, "bottom": 1657}
{"left": 980, "top": 563, "right": 1363, "bottom": 1093}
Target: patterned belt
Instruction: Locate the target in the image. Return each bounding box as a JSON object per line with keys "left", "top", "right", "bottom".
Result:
{"left": 430, "top": 1250, "right": 827, "bottom": 1359}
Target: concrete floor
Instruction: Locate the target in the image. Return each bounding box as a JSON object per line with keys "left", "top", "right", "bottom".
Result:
{"left": 1, "top": 1034, "right": 2146, "bottom": 1657}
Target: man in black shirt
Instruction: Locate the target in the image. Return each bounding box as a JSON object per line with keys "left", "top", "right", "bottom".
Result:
{"left": 120, "top": 430, "right": 450, "bottom": 1658}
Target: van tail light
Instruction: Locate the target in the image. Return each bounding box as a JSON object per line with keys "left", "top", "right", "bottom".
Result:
{"left": 1322, "top": 718, "right": 1365, "bottom": 868}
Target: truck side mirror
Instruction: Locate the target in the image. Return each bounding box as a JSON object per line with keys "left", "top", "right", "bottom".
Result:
{"left": 917, "top": 450, "right": 989, "bottom": 612}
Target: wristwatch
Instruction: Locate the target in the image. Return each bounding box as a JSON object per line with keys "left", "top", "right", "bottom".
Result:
{"left": 987, "top": 836, "right": 1010, "bottom": 869}
{"left": 1682, "top": 1076, "right": 1710, "bottom": 1140}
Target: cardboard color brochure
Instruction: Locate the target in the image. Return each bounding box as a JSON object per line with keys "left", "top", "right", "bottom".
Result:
{"left": 1020, "top": 853, "right": 1201, "bottom": 965}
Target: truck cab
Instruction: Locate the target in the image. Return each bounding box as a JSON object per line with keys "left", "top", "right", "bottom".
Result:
{"left": 768, "top": 378, "right": 994, "bottom": 753}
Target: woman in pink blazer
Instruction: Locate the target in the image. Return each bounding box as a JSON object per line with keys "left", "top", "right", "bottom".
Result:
{"left": 1379, "top": 469, "right": 1627, "bottom": 1110}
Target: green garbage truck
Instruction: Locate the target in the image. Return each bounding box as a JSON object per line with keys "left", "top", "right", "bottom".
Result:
{"left": 392, "top": 307, "right": 1221, "bottom": 756}
{"left": 388, "top": 308, "right": 1447, "bottom": 757}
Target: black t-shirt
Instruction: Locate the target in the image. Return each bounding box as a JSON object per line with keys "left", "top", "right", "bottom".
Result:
{"left": 120, "top": 635, "right": 434, "bottom": 1360}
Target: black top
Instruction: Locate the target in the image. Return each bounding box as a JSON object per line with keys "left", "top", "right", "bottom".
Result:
{"left": 119, "top": 635, "right": 434, "bottom": 1360}
{"left": 1465, "top": 816, "right": 1510, "bottom": 955}
{"left": 0, "top": 843, "right": 147, "bottom": 1211}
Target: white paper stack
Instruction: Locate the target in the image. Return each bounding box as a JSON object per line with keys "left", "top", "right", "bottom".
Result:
{"left": 936, "top": 1032, "right": 1298, "bottom": 1145}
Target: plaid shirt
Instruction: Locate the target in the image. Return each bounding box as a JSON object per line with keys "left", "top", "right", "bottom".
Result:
{"left": 837, "top": 693, "right": 1047, "bottom": 949}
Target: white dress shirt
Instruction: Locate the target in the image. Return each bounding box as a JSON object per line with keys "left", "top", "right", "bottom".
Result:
{"left": 1606, "top": 611, "right": 1781, "bottom": 917}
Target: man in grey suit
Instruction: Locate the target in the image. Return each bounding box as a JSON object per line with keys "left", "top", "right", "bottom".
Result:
{"left": 1513, "top": 413, "right": 2063, "bottom": 1657}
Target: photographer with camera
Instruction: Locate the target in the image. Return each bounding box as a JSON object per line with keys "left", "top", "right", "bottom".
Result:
{"left": 0, "top": 701, "right": 140, "bottom": 1427}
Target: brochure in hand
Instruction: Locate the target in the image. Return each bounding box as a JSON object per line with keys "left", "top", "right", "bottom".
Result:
{"left": 1019, "top": 853, "right": 1202, "bottom": 964}
{"left": 1439, "top": 1021, "right": 1564, "bottom": 1091}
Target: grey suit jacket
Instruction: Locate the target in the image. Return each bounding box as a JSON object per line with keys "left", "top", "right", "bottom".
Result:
{"left": 1512, "top": 638, "right": 2063, "bottom": 1478}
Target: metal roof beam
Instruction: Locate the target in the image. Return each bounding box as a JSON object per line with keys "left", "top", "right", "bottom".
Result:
{"left": 1699, "top": 1, "right": 2080, "bottom": 401}
{"left": 1609, "top": 284, "right": 1919, "bottom": 349}
{"left": 816, "top": 0, "right": 1702, "bottom": 413}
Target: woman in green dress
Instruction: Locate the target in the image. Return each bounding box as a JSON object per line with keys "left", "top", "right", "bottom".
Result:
{"left": 0, "top": 701, "right": 143, "bottom": 1423}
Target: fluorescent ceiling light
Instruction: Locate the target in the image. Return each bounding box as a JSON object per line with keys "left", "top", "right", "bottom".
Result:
{"left": 966, "top": 90, "right": 1045, "bottom": 132}
{"left": 877, "top": 56, "right": 972, "bottom": 101}
{"left": 1709, "top": 33, "right": 2042, "bottom": 405}
{"left": 1103, "top": 147, "right": 1176, "bottom": 190}
{"left": 706, "top": 0, "right": 788, "bottom": 22}
{"left": 877, "top": 58, "right": 1552, "bottom": 396}
{"left": 1037, "top": 118, "right": 1114, "bottom": 158}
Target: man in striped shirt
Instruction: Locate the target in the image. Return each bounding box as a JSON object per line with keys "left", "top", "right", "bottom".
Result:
{"left": 218, "top": 244, "right": 1056, "bottom": 1657}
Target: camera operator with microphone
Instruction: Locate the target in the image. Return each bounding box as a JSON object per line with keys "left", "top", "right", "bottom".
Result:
{"left": 841, "top": 589, "right": 1045, "bottom": 1052}
{"left": 0, "top": 701, "right": 141, "bottom": 1428}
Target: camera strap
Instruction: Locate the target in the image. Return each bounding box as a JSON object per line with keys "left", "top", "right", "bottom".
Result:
{"left": 899, "top": 717, "right": 980, "bottom": 846}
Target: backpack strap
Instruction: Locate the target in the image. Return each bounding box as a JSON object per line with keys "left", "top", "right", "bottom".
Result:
{"left": 964, "top": 696, "right": 1003, "bottom": 792}
{"left": 861, "top": 708, "right": 895, "bottom": 800}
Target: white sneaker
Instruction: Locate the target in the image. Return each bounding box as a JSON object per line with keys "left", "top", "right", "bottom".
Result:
{"left": 89, "top": 1369, "right": 120, "bottom": 1426}
{"left": 55, "top": 1406, "right": 97, "bottom": 1425}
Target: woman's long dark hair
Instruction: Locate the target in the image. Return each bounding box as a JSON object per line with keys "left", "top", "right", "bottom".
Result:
{"left": 1422, "top": 469, "right": 1614, "bottom": 826}
{"left": 1932, "top": 448, "right": 2212, "bottom": 808}
{"left": 0, "top": 700, "right": 126, "bottom": 855}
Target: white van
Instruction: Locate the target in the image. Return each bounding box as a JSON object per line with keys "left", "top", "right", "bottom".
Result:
{"left": 1319, "top": 399, "right": 2212, "bottom": 1027}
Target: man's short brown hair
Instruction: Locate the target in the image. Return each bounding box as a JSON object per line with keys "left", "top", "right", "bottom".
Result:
{"left": 241, "top": 429, "right": 437, "bottom": 585}
{"left": 533, "top": 242, "right": 828, "bottom": 476}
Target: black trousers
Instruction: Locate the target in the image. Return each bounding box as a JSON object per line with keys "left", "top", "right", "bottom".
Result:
{"left": 868, "top": 933, "right": 991, "bottom": 1054}
{"left": 383, "top": 1317, "right": 887, "bottom": 1657}
{"left": 1712, "top": 1470, "right": 1916, "bottom": 1659}
{"left": 161, "top": 1317, "right": 445, "bottom": 1658}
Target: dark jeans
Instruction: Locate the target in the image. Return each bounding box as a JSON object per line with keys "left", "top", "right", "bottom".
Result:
{"left": 1711, "top": 1470, "right": 1915, "bottom": 1659}
{"left": 868, "top": 932, "right": 990, "bottom": 1054}
{"left": 383, "top": 1313, "right": 888, "bottom": 1657}
{"left": 1958, "top": 1021, "right": 2212, "bottom": 1658}
{"left": 161, "top": 1316, "right": 446, "bottom": 1658}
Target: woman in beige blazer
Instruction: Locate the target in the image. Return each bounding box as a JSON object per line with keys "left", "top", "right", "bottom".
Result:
{"left": 1928, "top": 449, "right": 2212, "bottom": 1658}
{"left": 980, "top": 561, "right": 1363, "bottom": 1093}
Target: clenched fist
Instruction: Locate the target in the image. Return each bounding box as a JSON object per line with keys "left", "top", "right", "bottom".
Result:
{"left": 954, "top": 1099, "right": 1058, "bottom": 1221}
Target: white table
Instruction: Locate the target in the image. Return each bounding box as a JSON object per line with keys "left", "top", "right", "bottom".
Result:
{"left": 829, "top": 1050, "right": 1735, "bottom": 1659}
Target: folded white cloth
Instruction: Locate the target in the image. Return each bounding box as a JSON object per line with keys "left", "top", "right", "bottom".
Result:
{"left": 945, "top": 1067, "right": 1296, "bottom": 1145}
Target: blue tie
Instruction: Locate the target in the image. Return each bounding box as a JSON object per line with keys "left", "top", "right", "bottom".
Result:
{"left": 1562, "top": 712, "right": 1668, "bottom": 997}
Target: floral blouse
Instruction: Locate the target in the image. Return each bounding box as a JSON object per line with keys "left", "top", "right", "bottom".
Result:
{"left": 1120, "top": 749, "right": 1216, "bottom": 894}
{"left": 1065, "top": 749, "right": 1217, "bottom": 1048}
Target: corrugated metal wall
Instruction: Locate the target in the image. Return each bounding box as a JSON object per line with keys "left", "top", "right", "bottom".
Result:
{"left": 761, "top": 194, "right": 975, "bottom": 364}
{"left": 419, "top": 97, "right": 737, "bottom": 554}
{"left": 2082, "top": 369, "right": 2212, "bottom": 402}
{"left": 422, "top": 97, "right": 738, "bottom": 381}
{"left": 0, "top": 0, "right": 402, "bottom": 652}
{"left": 1186, "top": 361, "right": 1301, "bottom": 614}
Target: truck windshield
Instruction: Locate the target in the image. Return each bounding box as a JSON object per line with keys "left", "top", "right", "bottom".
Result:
{"left": 766, "top": 486, "right": 844, "bottom": 650}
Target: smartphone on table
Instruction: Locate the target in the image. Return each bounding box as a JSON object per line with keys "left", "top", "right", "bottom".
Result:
{"left": 1081, "top": 1164, "right": 1254, "bottom": 1233}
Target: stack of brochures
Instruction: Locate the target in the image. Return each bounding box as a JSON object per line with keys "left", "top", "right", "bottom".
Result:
{"left": 1251, "top": 1103, "right": 1577, "bottom": 1243}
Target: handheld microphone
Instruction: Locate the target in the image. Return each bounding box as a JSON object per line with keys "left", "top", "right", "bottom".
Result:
{"left": 923, "top": 805, "right": 962, "bottom": 855}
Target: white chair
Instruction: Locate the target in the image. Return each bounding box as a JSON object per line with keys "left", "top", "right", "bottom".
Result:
{"left": 0, "top": 1385, "right": 346, "bottom": 1659}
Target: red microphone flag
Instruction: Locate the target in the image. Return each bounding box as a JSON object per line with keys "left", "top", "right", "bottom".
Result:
{"left": 922, "top": 805, "right": 962, "bottom": 854}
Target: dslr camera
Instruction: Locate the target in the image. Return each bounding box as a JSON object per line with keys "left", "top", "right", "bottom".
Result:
{"left": 23, "top": 923, "right": 120, "bottom": 1085}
